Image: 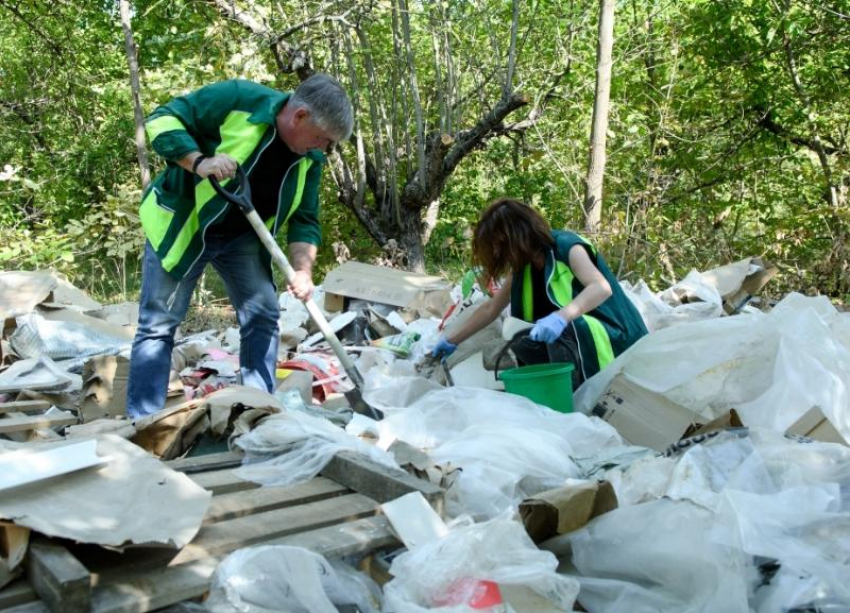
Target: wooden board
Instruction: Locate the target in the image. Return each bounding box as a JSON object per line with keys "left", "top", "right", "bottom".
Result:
{"left": 0, "top": 402, "right": 51, "bottom": 416}
{"left": 204, "top": 477, "right": 348, "bottom": 524}
{"left": 0, "top": 414, "right": 77, "bottom": 434}
{"left": 24, "top": 541, "right": 89, "bottom": 613}
{"left": 187, "top": 468, "right": 259, "bottom": 496}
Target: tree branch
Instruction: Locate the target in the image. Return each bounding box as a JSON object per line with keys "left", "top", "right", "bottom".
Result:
{"left": 443, "top": 92, "right": 529, "bottom": 176}
{"left": 756, "top": 107, "right": 846, "bottom": 156}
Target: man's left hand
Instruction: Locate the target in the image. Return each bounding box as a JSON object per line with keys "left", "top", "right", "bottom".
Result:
{"left": 288, "top": 270, "right": 314, "bottom": 301}
{"left": 530, "top": 312, "right": 569, "bottom": 344}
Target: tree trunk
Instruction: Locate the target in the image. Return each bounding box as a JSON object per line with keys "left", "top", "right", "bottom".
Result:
{"left": 119, "top": 0, "right": 150, "bottom": 190}
{"left": 204, "top": 1, "right": 530, "bottom": 272}
{"left": 583, "top": 0, "right": 615, "bottom": 232}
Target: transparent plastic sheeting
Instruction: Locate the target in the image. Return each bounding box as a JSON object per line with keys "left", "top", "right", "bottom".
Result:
{"left": 10, "top": 312, "right": 131, "bottom": 372}
{"left": 549, "top": 429, "right": 850, "bottom": 613}
{"left": 384, "top": 517, "right": 580, "bottom": 613}
{"left": 234, "top": 392, "right": 399, "bottom": 487}
{"left": 202, "top": 545, "right": 381, "bottom": 613}
{"left": 621, "top": 270, "right": 724, "bottom": 333}
{"left": 369, "top": 380, "right": 623, "bottom": 519}
{"left": 575, "top": 293, "right": 850, "bottom": 442}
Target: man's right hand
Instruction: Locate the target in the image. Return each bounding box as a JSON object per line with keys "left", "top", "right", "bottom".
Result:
{"left": 196, "top": 154, "right": 237, "bottom": 180}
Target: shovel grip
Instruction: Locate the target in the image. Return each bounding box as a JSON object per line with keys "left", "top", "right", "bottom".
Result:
{"left": 209, "top": 164, "right": 254, "bottom": 214}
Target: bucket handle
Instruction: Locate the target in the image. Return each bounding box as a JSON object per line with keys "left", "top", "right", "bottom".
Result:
{"left": 493, "top": 329, "right": 532, "bottom": 382}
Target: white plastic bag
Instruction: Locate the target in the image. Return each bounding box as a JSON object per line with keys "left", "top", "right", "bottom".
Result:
{"left": 204, "top": 545, "right": 381, "bottom": 613}
{"left": 383, "top": 517, "right": 580, "bottom": 613}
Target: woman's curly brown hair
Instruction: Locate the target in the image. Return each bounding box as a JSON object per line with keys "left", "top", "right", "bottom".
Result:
{"left": 472, "top": 197, "right": 554, "bottom": 283}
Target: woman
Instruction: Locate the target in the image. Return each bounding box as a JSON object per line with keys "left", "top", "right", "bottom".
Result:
{"left": 432, "top": 198, "right": 648, "bottom": 388}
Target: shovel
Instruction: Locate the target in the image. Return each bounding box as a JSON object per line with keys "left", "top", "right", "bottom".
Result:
{"left": 210, "top": 165, "right": 383, "bottom": 420}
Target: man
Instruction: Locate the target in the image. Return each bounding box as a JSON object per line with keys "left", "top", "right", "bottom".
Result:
{"left": 127, "top": 75, "right": 353, "bottom": 419}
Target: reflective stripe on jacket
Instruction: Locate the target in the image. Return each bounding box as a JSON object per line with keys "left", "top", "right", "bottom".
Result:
{"left": 139, "top": 80, "right": 324, "bottom": 279}
{"left": 510, "top": 230, "right": 648, "bottom": 379}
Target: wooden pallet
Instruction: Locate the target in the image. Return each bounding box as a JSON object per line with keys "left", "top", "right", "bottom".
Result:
{"left": 0, "top": 449, "right": 442, "bottom": 613}
{"left": 0, "top": 400, "right": 76, "bottom": 437}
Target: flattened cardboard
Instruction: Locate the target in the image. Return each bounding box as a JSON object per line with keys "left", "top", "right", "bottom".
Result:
{"left": 133, "top": 399, "right": 207, "bottom": 460}
{"left": 520, "top": 481, "right": 618, "bottom": 543}
{"left": 322, "top": 261, "right": 450, "bottom": 308}
{"left": 591, "top": 374, "right": 700, "bottom": 451}
{"left": 786, "top": 406, "right": 848, "bottom": 446}
{"left": 681, "top": 409, "right": 744, "bottom": 439}
{"left": 0, "top": 271, "right": 56, "bottom": 321}
{"left": 80, "top": 355, "right": 130, "bottom": 422}
{"left": 0, "top": 435, "right": 210, "bottom": 549}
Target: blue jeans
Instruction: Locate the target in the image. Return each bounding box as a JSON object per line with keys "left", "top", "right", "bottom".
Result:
{"left": 127, "top": 233, "right": 279, "bottom": 419}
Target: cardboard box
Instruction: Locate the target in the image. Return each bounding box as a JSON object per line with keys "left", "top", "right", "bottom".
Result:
{"left": 591, "top": 374, "right": 700, "bottom": 451}
{"left": 321, "top": 261, "right": 450, "bottom": 309}
{"left": 786, "top": 406, "right": 848, "bottom": 446}
{"left": 520, "top": 481, "right": 617, "bottom": 543}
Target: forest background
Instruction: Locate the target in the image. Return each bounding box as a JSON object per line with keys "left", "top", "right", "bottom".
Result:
{"left": 1, "top": 0, "right": 849, "bottom": 306}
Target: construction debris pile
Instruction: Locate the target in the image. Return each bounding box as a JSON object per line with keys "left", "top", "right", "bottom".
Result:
{"left": 3, "top": 256, "right": 850, "bottom": 613}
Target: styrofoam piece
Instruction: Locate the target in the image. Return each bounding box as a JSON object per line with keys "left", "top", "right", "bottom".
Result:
{"left": 502, "top": 316, "right": 533, "bottom": 341}
{"left": 0, "top": 439, "right": 109, "bottom": 492}
{"left": 449, "top": 352, "right": 504, "bottom": 391}
{"left": 381, "top": 491, "right": 448, "bottom": 550}
{"left": 301, "top": 311, "right": 358, "bottom": 347}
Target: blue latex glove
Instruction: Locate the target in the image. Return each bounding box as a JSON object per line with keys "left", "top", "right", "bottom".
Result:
{"left": 529, "top": 312, "right": 569, "bottom": 344}
{"left": 432, "top": 337, "right": 458, "bottom": 358}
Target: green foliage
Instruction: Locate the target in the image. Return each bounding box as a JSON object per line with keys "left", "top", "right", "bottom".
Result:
{"left": 1, "top": 0, "right": 849, "bottom": 300}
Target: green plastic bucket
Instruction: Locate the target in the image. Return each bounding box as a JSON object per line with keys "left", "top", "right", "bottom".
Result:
{"left": 498, "top": 362, "right": 575, "bottom": 413}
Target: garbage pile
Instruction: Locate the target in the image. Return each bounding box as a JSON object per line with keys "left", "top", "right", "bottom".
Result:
{"left": 3, "top": 256, "right": 850, "bottom": 613}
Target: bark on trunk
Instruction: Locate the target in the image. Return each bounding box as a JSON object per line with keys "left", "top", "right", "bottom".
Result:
{"left": 583, "top": 0, "right": 615, "bottom": 233}
{"left": 119, "top": 0, "right": 150, "bottom": 190}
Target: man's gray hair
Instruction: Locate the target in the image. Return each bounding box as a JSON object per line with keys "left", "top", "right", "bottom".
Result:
{"left": 289, "top": 74, "right": 354, "bottom": 142}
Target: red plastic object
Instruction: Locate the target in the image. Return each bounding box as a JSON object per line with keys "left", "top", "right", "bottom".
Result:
{"left": 432, "top": 578, "right": 503, "bottom": 609}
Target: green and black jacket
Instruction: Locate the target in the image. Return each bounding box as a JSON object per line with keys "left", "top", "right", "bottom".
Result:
{"left": 510, "top": 230, "right": 648, "bottom": 379}
{"left": 141, "top": 79, "right": 324, "bottom": 279}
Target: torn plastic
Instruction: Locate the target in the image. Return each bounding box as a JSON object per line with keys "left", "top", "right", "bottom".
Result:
{"left": 383, "top": 516, "right": 580, "bottom": 613}
{"left": 203, "top": 545, "right": 381, "bottom": 613}
{"left": 621, "top": 271, "right": 722, "bottom": 333}
{"left": 575, "top": 293, "right": 850, "bottom": 443}
{"left": 568, "top": 498, "right": 753, "bottom": 613}
{"left": 234, "top": 406, "right": 398, "bottom": 488}
{"left": 11, "top": 312, "right": 131, "bottom": 372}
{"left": 372, "top": 380, "right": 623, "bottom": 518}
{"left": 562, "top": 429, "right": 850, "bottom": 612}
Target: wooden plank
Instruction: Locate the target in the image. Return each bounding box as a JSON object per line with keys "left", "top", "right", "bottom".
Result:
{"left": 321, "top": 450, "right": 444, "bottom": 505}
{"left": 204, "top": 477, "right": 348, "bottom": 524}
{"left": 269, "top": 514, "right": 398, "bottom": 558}
{"left": 0, "top": 581, "right": 37, "bottom": 610}
{"left": 0, "top": 414, "right": 77, "bottom": 434}
{"left": 0, "top": 401, "right": 51, "bottom": 415}
{"left": 24, "top": 540, "right": 90, "bottom": 613}
{"left": 188, "top": 468, "right": 258, "bottom": 496}
{"left": 167, "top": 493, "right": 379, "bottom": 566}
{"left": 86, "top": 516, "right": 396, "bottom": 613}
{"left": 0, "top": 602, "right": 48, "bottom": 613}
{"left": 166, "top": 450, "right": 244, "bottom": 474}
